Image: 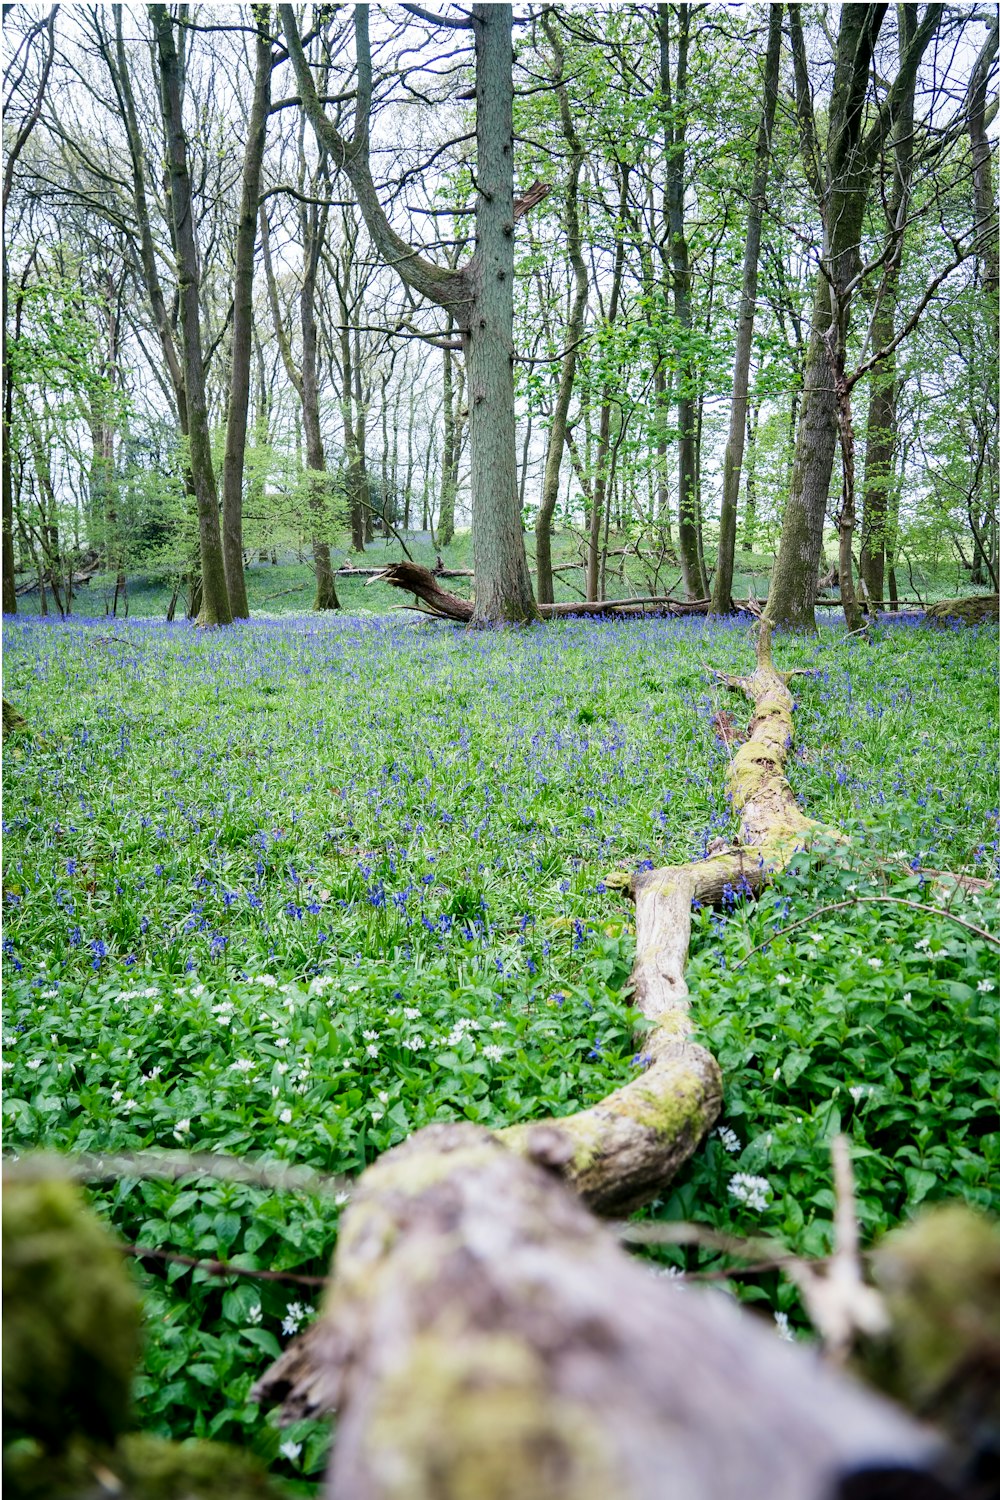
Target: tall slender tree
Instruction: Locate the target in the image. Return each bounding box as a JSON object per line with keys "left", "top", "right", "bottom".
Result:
{"left": 220, "top": 5, "right": 273, "bottom": 620}
{"left": 280, "top": 2, "right": 540, "bottom": 624}
{"left": 711, "top": 5, "right": 782, "bottom": 615}
{"left": 766, "top": 3, "right": 943, "bottom": 631}
{"left": 150, "top": 3, "right": 231, "bottom": 626}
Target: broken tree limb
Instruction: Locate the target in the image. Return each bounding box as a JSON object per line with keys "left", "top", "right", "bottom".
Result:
{"left": 253, "top": 1125, "right": 946, "bottom": 1499}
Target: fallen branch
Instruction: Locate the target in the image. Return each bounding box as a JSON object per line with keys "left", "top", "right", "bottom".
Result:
{"left": 246, "top": 624, "right": 962, "bottom": 1497}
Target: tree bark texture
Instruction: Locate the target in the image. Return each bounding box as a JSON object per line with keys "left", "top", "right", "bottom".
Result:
{"left": 220, "top": 10, "right": 271, "bottom": 620}
{"left": 254, "top": 625, "right": 951, "bottom": 1498}
{"left": 462, "top": 4, "right": 539, "bottom": 622}
{"left": 151, "top": 5, "right": 232, "bottom": 627}
{"left": 711, "top": 5, "right": 781, "bottom": 614}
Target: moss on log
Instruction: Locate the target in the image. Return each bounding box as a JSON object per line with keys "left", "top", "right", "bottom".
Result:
{"left": 923, "top": 594, "right": 999, "bottom": 626}
{"left": 2, "top": 1180, "right": 291, "bottom": 1500}
{"left": 3, "top": 698, "right": 28, "bottom": 740}
{"left": 3, "top": 1179, "right": 141, "bottom": 1452}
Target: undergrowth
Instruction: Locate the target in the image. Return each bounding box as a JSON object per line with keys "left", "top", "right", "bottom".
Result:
{"left": 3, "top": 609, "right": 997, "bottom": 1487}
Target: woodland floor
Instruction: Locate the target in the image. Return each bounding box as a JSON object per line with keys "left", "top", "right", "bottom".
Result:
{"left": 2, "top": 608, "right": 998, "bottom": 1491}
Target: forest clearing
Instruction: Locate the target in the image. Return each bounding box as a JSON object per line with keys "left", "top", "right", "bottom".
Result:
{"left": 3, "top": 3, "right": 999, "bottom": 1499}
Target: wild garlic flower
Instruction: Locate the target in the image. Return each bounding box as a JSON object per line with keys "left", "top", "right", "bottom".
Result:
{"left": 727, "top": 1173, "right": 772, "bottom": 1212}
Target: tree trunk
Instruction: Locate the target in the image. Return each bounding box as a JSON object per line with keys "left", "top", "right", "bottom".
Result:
{"left": 438, "top": 329, "right": 458, "bottom": 547}
{"left": 586, "top": 166, "right": 628, "bottom": 605}
{"left": 711, "top": 6, "right": 781, "bottom": 614}
{"left": 659, "top": 4, "right": 708, "bottom": 602}
{"left": 859, "top": 8, "right": 919, "bottom": 614}
{"left": 2, "top": 289, "right": 16, "bottom": 614}
{"left": 280, "top": 2, "right": 539, "bottom": 624}
{"left": 152, "top": 5, "right": 231, "bottom": 627}
{"left": 220, "top": 11, "right": 271, "bottom": 621}
{"left": 740, "top": 402, "right": 760, "bottom": 552}
{"left": 460, "top": 4, "right": 539, "bottom": 622}
{"left": 767, "top": 3, "right": 941, "bottom": 631}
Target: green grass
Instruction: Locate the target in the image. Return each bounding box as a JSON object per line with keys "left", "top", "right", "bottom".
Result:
{"left": 3, "top": 606, "right": 997, "bottom": 1486}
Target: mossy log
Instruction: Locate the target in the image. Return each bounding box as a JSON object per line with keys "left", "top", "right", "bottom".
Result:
{"left": 254, "top": 1125, "right": 946, "bottom": 1499}
{"left": 251, "top": 626, "right": 956, "bottom": 1496}
{"left": 923, "top": 594, "right": 999, "bottom": 626}
{"left": 3, "top": 697, "right": 29, "bottom": 739}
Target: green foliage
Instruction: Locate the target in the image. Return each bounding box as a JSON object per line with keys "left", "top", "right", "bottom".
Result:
{"left": 2, "top": 609, "right": 997, "bottom": 1482}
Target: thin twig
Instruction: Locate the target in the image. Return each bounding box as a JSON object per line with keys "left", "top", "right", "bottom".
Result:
{"left": 2, "top": 1149, "right": 354, "bottom": 1199}
{"left": 122, "top": 1243, "right": 328, "bottom": 1287}
{"left": 732, "top": 894, "right": 999, "bottom": 970}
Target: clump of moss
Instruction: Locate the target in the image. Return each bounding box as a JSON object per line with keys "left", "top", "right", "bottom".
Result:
{"left": 4, "top": 1434, "right": 288, "bottom": 1500}
{"left": 3, "top": 1178, "right": 141, "bottom": 1452}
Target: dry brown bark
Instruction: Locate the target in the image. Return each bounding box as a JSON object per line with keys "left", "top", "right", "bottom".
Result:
{"left": 246, "top": 627, "right": 956, "bottom": 1496}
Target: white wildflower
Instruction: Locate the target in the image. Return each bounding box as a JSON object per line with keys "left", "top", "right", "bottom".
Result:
{"left": 490, "top": 1020, "right": 505, "bottom": 1031}
{"left": 279, "top": 1439, "right": 302, "bottom": 1462}
{"left": 403, "top": 1035, "right": 425, "bottom": 1051}
{"left": 727, "top": 1173, "right": 772, "bottom": 1212}
{"left": 868, "top": 957, "right": 883, "bottom": 970}
{"left": 281, "top": 1302, "right": 309, "bottom": 1337}
{"left": 26, "top": 1058, "right": 43, "bottom": 1071}
{"left": 362, "top": 1029, "right": 379, "bottom": 1041}
{"left": 279, "top": 1108, "right": 293, "bottom": 1124}
{"left": 483, "top": 1044, "right": 503, "bottom": 1062}
{"left": 774, "top": 1310, "right": 794, "bottom": 1341}
{"left": 775, "top": 974, "right": 791, "bottom": 986}
{"left": 849, "top": 1085, "right": 866, "bottom": 1102}
{"left": 245, "top": 1304, "right": 262, "bottom": 1326}
{"left": 173, "top": 1118, "right": 191, "bottom": 1138}
{"left": 255, "top": 975, "right": 278, "bottom": 988}
{"left": 914, "top": 937, "right": 931, "bottom": 952}
{"left": 902, "top": 992, "right": 912, "bottom": 1003}
{"left": 370, "top": 1110, "right": 383, "bottom": 1123}
{"left": 366, "top": 1044, "right": 379, "bottom": 1058}
{"left": 230, "top": 1058, "right": 255, "bottom": 1074}
{"left": 403, "top": 1006, "right": 420, "bottom": 1020}
{"left": 377, "top": 1090, "right": 389, "bottom": 1104}
{"left": 335, "top": 1191, "right": 350, "bottom": 1207}
{"left": 977, "top": 979, "right": 995, "bottom": 994}
{"left": 714, "top": 1126, "right": 741, "bottom": 1155}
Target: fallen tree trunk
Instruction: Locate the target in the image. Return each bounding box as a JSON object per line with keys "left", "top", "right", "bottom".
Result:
{"left": 251, "top": 626, "right": 956, "bottom": 1494}
{"left": 367, "top": 562, "right": 762, "bottom": 621}
{"left": 923, "top": 593, "right": 998, "bottom": 625}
